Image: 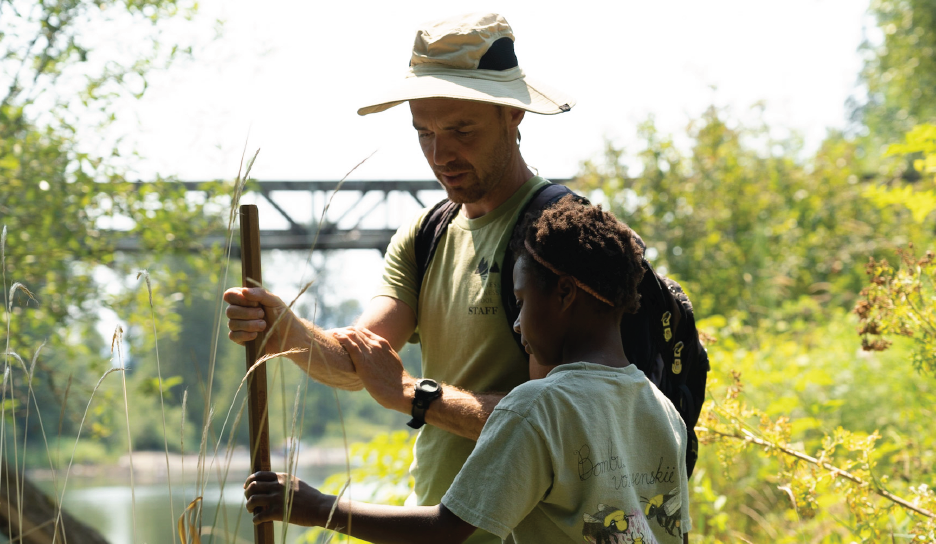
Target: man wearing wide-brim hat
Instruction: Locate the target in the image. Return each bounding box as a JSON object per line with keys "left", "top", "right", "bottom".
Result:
{"left": 227, "top": 13, "right": 575, "bottom": 544}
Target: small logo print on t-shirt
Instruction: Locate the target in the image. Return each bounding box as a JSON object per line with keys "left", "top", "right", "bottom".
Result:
{"left": 475, "top": 257, "right": 500, "bottom": 280}
{"left": 469, "top": 259, "right": 501, "bottom": 316}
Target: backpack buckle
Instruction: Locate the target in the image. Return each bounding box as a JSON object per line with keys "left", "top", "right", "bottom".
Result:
{"left": 662, "top": 311, "right": 672, "bottom": 342}
{"left": 673, "top": 341, "right": 684, "bottom": 374}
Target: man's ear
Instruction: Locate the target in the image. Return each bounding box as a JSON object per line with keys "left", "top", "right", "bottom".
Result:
{"left": 508, "top": 107, "right": 525, "bottom": 129}
{"left": 556, "top": 275, "right": 578, "bottom": 313}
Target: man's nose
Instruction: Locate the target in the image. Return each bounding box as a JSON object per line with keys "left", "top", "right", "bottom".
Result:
{"left": 431, "top": 136, "right": 456, "bottom": 166}
{"left": 513, "top": 316, "right": 521, "bottom": 334}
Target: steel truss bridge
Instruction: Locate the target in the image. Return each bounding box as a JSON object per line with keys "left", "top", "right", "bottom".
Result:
{"left": 115, "top": 179, "right": 569, "bottom": 255}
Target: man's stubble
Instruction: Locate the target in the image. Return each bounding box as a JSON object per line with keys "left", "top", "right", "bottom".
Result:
{"left": 437, "top": 117, "right": 515, "bottom": 205}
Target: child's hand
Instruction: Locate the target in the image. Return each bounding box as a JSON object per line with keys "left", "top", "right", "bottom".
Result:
{"left": 244, "top": 471, "right": 326, "bottom": 526}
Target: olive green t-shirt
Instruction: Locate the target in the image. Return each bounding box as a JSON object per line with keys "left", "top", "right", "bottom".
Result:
{"left": 375, "top": 176, "right": 550, "bottom": 542}
{"left": 441, "top": 363, "right": 691, "bottom": 544}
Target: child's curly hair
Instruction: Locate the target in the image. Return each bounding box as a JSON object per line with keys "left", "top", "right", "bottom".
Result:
{"left": 512, "top": 195, "right": 645, "bottom": 313}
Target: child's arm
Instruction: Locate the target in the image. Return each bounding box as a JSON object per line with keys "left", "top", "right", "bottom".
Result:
{"left": 244, "top": 471, "right": 477, "bottom": 544}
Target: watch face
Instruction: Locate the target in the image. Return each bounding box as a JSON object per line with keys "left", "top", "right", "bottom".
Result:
{"left": 417, "top": 379, "right": 440, "bottom": 394}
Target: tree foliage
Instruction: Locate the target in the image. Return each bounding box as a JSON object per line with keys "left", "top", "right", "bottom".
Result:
{"left": 0, "top": 0, "right": 197, "bottom": 131}
{"left": 0, "top": 0, "right": 223, "bottom": 458}
{"left": 856, "top": 0, "right": 936, "bottom": 140}
{"left": 574, "top": 108, "right": 926, "bottom": 324}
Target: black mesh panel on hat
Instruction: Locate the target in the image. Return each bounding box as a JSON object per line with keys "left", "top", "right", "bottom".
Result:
{"left": 478, "top": 37, "right": 519, "bottom": 70}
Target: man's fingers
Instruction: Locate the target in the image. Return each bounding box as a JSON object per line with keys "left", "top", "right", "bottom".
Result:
{"left": 227, "top": 330, "right": 257, "bottom": 345}
{"left": 226, "top": 304, "right": 265, "bottom": 321}
{"left": 356, "top": 327, "right": 391, "bottom": 348}
{"left": 224, "top": 287, "right": 286, "bottom": 309}
{"left": 334, "top": 330, "right": 362, "bottom": 355}
{"left": 223, "top": 287, "right": 261, "bottom": 307}
{"left": 227, "top": 318, "right": 267, "bottom": 333}
{"left": 242, "top": 287, "right": 287, "bottom": 308}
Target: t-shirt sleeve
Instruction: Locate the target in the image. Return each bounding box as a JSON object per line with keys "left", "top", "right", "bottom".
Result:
{"left": 373, "top": 210, "right": 428, "bottom": 315}
{"left": 441, "top": 407, "right": 554, "bottom": 539}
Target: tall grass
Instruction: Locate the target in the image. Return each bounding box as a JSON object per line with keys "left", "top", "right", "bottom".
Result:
{"left": 1, "top": 145, "right": 385, "bottom": 544}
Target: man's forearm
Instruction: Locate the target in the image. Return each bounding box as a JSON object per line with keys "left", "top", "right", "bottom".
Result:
{"left": 394, "top": 379, "right": 504, "bottom": 441}
{"left": 272, "top": 318, "right": 363, "bottom": 391}
{"left": 316, "top": 496, "right": 474, "bottom": 544}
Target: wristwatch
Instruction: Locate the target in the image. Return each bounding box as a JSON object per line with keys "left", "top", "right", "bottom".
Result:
{"left": 407, "top": 378, "right": 442, "bottom": 429}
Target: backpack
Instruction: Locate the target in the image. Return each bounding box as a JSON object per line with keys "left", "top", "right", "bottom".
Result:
{"left": 413, "top": 183, "right": 709, "bottom": 476}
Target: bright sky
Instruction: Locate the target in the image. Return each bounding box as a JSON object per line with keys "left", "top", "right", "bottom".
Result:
{"left": 106, "top": 0, "right": 873, "bottom": 307}
{"left": 123, "top": 0, "right": 870, "bottom": 183}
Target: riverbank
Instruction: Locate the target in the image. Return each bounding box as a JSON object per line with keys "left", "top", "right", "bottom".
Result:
{"left": 27, "top": 445, "right": 350, "bottom": 485}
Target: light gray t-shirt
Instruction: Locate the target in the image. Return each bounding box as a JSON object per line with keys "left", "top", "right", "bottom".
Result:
{"left": 442, "top": 363, "right": 691, "bottom": 544}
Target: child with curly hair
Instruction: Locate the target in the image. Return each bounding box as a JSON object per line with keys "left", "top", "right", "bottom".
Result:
{"left": 244, "top": 195, "right": 691, "bottom": 544}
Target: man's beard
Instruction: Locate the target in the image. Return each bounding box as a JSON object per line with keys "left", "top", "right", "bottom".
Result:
{"left": 436, "top": 129, "right": 513, "bottom": 205}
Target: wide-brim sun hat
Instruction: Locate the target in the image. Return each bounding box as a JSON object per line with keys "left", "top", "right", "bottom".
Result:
{"left": 358, "top": 13, "right": 576, "bottom": 116}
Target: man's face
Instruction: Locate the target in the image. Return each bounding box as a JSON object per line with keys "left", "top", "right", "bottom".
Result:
{"left": 410, "top": 99, "right": 515, "bottom": 204}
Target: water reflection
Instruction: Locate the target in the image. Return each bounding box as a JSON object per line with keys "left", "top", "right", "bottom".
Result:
{"left": 44, "top": 464, "right": 343, "bottom": 544}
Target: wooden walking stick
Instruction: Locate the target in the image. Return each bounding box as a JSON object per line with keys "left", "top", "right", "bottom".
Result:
{"left": 239, "top": 204, "right": 275, "bottom": 544}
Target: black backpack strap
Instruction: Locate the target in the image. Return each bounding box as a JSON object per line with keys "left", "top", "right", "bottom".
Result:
{"left": 500, "top": 183, "right": 579, "bottom": 353}
{"left": 414, "top": 183, "right": 575, "bottom": 326}
{"left": 414, "top": 198, "right": 461, "bottom": 293}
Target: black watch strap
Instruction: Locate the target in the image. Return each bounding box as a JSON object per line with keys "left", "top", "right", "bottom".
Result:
{"left": 407, "top": 379, "right": 442, "bottom": 429}
{"left": 407, "top": 403, "right": 430, "bottom": 429}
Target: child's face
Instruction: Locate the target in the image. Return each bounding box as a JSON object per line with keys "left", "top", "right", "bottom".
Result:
{"left": 513, "top": 255, "right": 563, "bottom": 376}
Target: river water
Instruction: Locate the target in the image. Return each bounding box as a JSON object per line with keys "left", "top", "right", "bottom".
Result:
{"left": 35, "top": 464, "right": 346, "bottom": 544}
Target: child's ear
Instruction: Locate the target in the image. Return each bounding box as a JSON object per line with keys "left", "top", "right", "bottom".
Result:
{"left": 556, "top": 275, "right": 578, "bottom": 313}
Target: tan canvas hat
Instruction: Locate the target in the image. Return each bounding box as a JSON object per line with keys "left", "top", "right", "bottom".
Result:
{"left": 357, "top": 13, "right": 576, "bottom": 116}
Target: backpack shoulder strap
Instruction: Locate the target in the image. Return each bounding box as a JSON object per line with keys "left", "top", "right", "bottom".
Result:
{"left": 414, "top": 198, "right": 461, "bottom": 293}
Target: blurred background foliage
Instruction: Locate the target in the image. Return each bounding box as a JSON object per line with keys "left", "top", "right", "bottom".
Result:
{"left": 3, "top": 0, "right": 936, "bottom": 543}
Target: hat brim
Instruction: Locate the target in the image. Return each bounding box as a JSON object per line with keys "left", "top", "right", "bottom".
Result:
{"left": 357, "top": 68, "right": 575, "bottom": 116}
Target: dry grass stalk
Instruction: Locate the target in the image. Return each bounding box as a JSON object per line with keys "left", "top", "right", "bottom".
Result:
{"left": 190, "top": 147, "right": 260, "bottom": 543}
{"left": 53, "top": 365, "right": 124, "bottom": 543}
{"left": 1, "top": 225, "right": 6, "bottom": 274}
{"left": 209, "top": 389, "right": 249, "bottom": 538}
{"left": 112, "top": 325, "right": 139, "bottom": 543}
{"left": 280, "top": 381, "right": 304, "bottom": 541}
{"left": 181, "top": 388, "right": 188, "bottom": 527}
{"left": 1, "top": 224, "right": 8, "bottom": 541}
{"left": 137, "top": 268, "right": 177, "bottom": 535}
{"left": 1, "top": 350, "right": 24, "bottom": 540}
{"left": 17, "top": 341, "right": 60, "bottom": 542}
{"left": 256, "top": 153, "right": 376, "bottom": 541}
{"left": 204, "top": 146, "right": 260, "bottom": 430}
{"left": 178, "top": 496, "right": 203, "bottom": 544}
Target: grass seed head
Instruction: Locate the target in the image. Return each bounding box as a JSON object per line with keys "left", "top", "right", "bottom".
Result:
{"left": 111, "top": 324, "right": 124, "bottom": 357}
{"left": 29, "top": 340, "right": 46, "bottom": 378}
{"left": 8, "top": 282, "right": 38, "bottom": 311}
{"left": 136, "top": 269, "right": 153, "bottom": 307}
{"left": 4, "top": 350, "right": 25, "bottom": 370}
